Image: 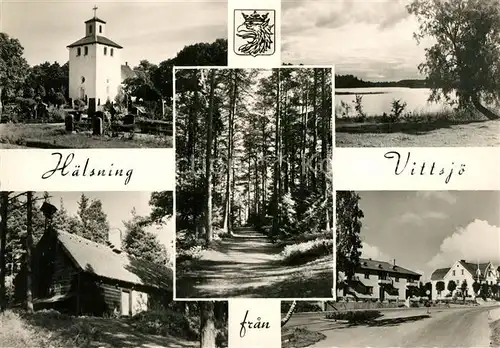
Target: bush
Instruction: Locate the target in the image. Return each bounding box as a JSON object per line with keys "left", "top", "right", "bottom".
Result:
{"left": 325, "top": 310, "right": 382, "bottom": 323}
{"left": 129, "top": 309, "right": 197, "bottom": 340}
{"left": 353, "top": 95, "right": 366, "bottom": 122}
{"left": 48, "top": 107, "right": 67, "bottom": 122}
{"left": 280, "top": 239, "right": 333, "bottom": 265}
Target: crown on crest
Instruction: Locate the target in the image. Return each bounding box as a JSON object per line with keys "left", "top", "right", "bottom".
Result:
{"left": 241, "top": 10, "right": 269, "bottom": 23}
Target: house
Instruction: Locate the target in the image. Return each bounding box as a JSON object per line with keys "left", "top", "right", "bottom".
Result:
{"left": 14, "top": 227, "right": 172, "bottom": 317}
{"left": 337, "top": 258, "right": 421, "bottom": 302}
{"left": 67, "top": 8, "right": 136, "bottom": 109}
{"left": 430, "top": 259, "right": 499, "bottom": 300}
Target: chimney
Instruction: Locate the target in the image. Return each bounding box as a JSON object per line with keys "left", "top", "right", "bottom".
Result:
{"left": 460, "top": 259, "right": 466, "bottom": 263}
{"left": 108, "top": 228, "right": 122, "bottom": 254}
{"left": 125, "top": 62, "right": 128, "bottom": 66}
{"left": 393, "top": 259, "right": 396, "bottom": 266}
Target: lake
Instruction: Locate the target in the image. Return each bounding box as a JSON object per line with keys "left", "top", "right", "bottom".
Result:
{"left": 335, "top": 87, "right": 453, "bottom": 117}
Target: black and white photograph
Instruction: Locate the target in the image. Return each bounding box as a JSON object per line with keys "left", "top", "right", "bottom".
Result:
{"left": 0, "top": 2, "right": 227, "bottom": 149}
{"left": 174, "top": 67, "right": 334, "bottom": 299}
{"left": 282, "top": 0, "right": 500, "bottom": 147}
{"left": 281, "top": 191, "right": 500, "bottom": 348}
{"left": 0, "top": 191, "right": 228, "bottom": 348}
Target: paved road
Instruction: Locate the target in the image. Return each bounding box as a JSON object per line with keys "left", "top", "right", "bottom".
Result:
{"left": 284, "top": 305, "right": 500, "bottom": 347}
{"left": 176, "top": 228, "right": 333, "bottom": 298}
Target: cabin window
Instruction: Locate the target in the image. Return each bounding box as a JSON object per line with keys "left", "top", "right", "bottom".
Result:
{"left": 364, "top": 273, "right": 369, "bottom": 279}
{"left": 366, "top": 286, "right": 373, "bottom": 295}
{"left": 452, "top": 270, "right": 456, "bottom": 276}
{"left": 110, "top": 48, "right": 114, "bottom": 57}
{"left": 89, "top": 24, "right": 93, "bottom": 34}
{"left": 461, "top": 270, "right": 464, "bottom": 275}
{"left": 99, "top": 25, "right": 102, "bottom": 33}
{"left": 84, "top": 46, "right": 88, "bottom": 56}
{"left": 77, "top": 47, "right": 81, "bottom": 56}
{"left": 104, "top": 47, "right": 107, "bottom": 55}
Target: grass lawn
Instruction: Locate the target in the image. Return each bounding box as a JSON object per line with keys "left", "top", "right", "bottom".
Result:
{"left": 0, "top": 309, "right": 199, "bottom": 348}
{"left": 281, "top": 327, "right": 326, "bottom": 348}
{"left": 335, "top": 109, "right": 500, "bottom": 147}
{"left": 0, "top": 123, "right": 172, "bottom": 148}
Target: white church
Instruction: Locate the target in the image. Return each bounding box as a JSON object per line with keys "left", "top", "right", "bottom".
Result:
{"left": 67, "top": 7, "right": 135, "bottom": 108}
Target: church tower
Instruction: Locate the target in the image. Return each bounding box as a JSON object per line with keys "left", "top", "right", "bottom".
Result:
{"left": 67, "top": 6, "right": 123, "bottom": 108}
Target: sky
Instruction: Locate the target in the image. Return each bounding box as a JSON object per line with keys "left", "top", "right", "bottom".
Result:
{"left": 1, "top": 0, "right": 227, "bottom": 67}
{"left": 355, "top": 191, "right": 500, "bottom": 282}
{"left": 282, "top": 0, "right": 435, "bottom": 81}
{"left": 46, "top": 191, "right": 174, "bottom": 260}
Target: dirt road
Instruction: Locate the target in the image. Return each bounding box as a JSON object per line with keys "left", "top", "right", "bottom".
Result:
{"left": 285, "top": 306, "right": 500, "bottom": 347}
{"left": 176, "top": 228, "right": 333, "bottom": 298}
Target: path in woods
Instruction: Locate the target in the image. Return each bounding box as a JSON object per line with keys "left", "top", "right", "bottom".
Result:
{"left": 176, "top": 227, "right": 334, "bottom": 298}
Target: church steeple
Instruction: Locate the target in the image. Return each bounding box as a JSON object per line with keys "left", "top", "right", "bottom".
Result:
{"left": 84, "top": 5, "right": 107, "bottom": 37}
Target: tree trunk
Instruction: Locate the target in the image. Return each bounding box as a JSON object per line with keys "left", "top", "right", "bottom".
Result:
{"left": 204, "top": 70, "right": 216, "bottom": 245}
{"left": 223, "top": 71, "right": 237, "bottom": 234}
{"left": 0, "top": 192, "right": 8, "bottom": 312}
{"left": 472, "top": 98, "right": 500, "bottom": 120}
{"left": 200, "top": 301, "right": 216, "bottom": 348}
{"left": 281, "top": 300, "right": 297, "bottom": 327}
{"left": 271, "top": 69, "right": 281, "bottom": 239}
{"left": 26, "top": 191, "right": 34, "bottom": 313}
{"left": 0, "top": 87, "right": 3, "bottom": 122}
{"left": 310, "top": 71, "right": 318, "bottom": 192}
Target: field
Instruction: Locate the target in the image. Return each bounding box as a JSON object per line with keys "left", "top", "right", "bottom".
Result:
{"left": 0, "top": 123, "right": 173, "bottom": 148}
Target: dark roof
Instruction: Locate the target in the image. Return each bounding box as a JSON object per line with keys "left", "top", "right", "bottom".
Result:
{"left": 57, "top": 230, "right": 172, "bottom": 290}
{"left": 431, "top": 267, "right": 450, "bottom": 281}
{"left": 357, "top": 258, "right": 421, "bottom": 277}
{"left": 121, "top": 64, "right": 136, "bottom": 81}
{"left": 85, "top": 17, "right": 106, "bottom": 24}
{"left": 458, "top": 260, "right": 491, "bottom": 280}
{"left": 67, "top": 35, "right": 122, "bottom": 49}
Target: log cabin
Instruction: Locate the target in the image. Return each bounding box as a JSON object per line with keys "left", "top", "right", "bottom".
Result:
{"left": 13, "top": 226, "right": 173, "bottom": 317}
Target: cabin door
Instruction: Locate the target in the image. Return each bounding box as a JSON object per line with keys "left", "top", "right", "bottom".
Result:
{"left": 121, "top": 290, "right": 131, "bottom": 316}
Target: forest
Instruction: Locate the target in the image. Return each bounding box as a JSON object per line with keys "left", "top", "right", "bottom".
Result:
{"left": 175, "top": 67, "right": 335, "bottom": 298}
{"left": 0, "top": 191, "right": 228, "bottom": 348}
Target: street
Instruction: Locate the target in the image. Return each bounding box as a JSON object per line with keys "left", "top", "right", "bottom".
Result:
{"left": 284, "top": 305, "right": 500, "bottom": 347}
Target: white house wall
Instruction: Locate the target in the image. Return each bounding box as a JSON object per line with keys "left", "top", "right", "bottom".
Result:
{"left": 68, "top": 44, "right": 97, "bottom": 102}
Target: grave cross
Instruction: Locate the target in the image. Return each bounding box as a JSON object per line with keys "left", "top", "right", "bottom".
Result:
{"left": 93, "top": 5, "right": 98, "bottom": 18}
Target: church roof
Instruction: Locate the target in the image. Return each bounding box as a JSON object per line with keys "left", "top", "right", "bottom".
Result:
{"left": 85, "top": 17, "right": 106, "bottom": 24}
{"left": 67, "top": 35, "right": 123, "bottom": 49}
{"left": 121, "top": 64, "right": 136, "bottom": 81}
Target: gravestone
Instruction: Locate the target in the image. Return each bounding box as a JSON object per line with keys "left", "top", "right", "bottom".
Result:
{"left": 88, "top": 98, "right": 96, "bottom": 119}
{"left": 93, "top": 116, "right": 103, "bottom": 135}
{"left": 74, "top": 111, "right": 81, "bottom": 122}
{"left": 123, "top": 114, "right": 135, "bottom": 125}
{"left": 65, "top": 114, "right": 74, "bottom": 133}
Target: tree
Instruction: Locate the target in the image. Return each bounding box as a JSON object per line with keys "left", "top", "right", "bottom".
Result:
{"left": 473, "top": 281, "right": 481, "bottom": 295}
{"left": 481, "top": 283, "right": 490, "bottom": 298}
{"left": 25, "top": 191, "right": 34, "bottom": 313}
{"left": 0, "top": 33, "right": 29, "bottom": 118}
{"left": 281, "top": 300, "right": 297, "bottom": 327}
{"left": 200, "top": 301, "right": 216, "bottom": 348}
{"left": 460, "top": 279, "right": 468, "bottom": 301}
{"left": 407, "top": 0, "right": 500, "bottom": 119}
{"left": 0, "top": 192, "right": 8, "bottom": 312}
{"left": 436, "top": 280, "right": 445, "bottom": 295}
{"left": 76, "top": 194, "right": 110, "bottom": 244}
{"left": 122, "top": 212, "right": 169, "bottom": 266}
{"left": 447, "top": 280, "right": 457, "bottom": 294}
{"left": 204, "top": 70, "right": 216, "bottom": 245}
{"left": 491, "top": 284, "right": 499, "bottom": 298}
{"left": 336, "top": 191, "right": 364, "bottom": 281}
{"left": 147, "top": 191, "right": 173, "bottom": 225}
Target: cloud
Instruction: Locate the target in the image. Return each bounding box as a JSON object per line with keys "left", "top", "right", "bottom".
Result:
{"left": 427, "top": 219, "right": 500, "bottom": 269}
{"left": 361, "top": 242, "right": 391, "bottom": 261}
{"left": 416, "top": 192, "right": 457, "bottom": 205}
{"left": 396, "top": 211, "right": 448, "bottom": 226}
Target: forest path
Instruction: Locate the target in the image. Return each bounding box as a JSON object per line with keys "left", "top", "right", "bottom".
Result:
{"left": 176, "top": 227, "right": 333, "bottom": 298}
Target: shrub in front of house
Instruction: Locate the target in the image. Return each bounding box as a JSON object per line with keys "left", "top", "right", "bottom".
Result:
{"left": 324, "top": 310, "right": 382, "bottom": 323}
{"left": 129, "top": 309, "right": 197, "bottom": 340}
{"left": 280, "top": 238, "right": 333, "bottom": 266}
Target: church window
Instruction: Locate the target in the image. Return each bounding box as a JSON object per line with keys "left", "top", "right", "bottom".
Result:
{"left": 98, "top": 98, "right": 101, "bottom": 106}
{"left": 110, "top": 48, "right": 114, "bottom": 57}
{"left": 84, "top": 46, "right": 88, "bottom": 56}
{"left": 81, "top": 76, "right": 85, "bottom": 83}
{"left": 104, "top": 47, "right": 107, "bottom": 55}
{"left": 99, "top": 25, "right": 102, "bottom": 33}
{"left": 77, "top": 47, "right": 81, "bottom": 56}
{"left": 89, "top": 25, "right": 93, "bottom": 34}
